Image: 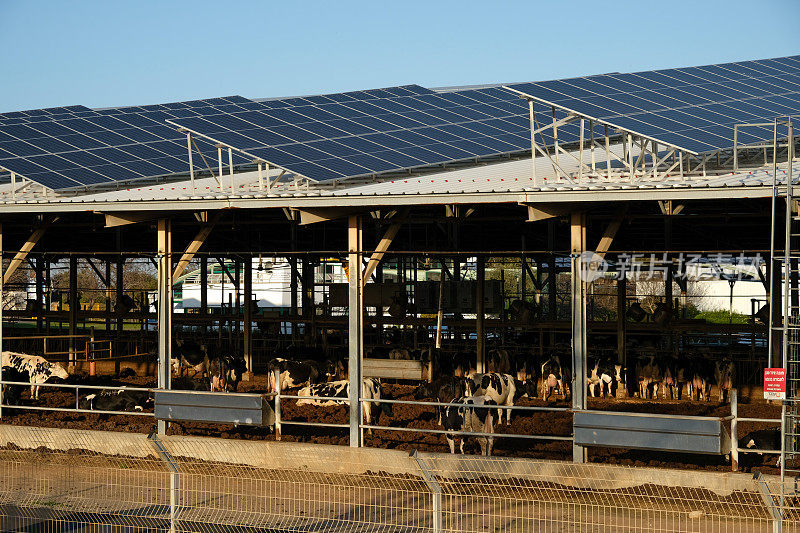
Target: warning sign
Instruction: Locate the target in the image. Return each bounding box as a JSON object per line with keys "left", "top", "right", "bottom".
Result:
{"left": 764, "top": 368, "right": 786, "bottom": 400}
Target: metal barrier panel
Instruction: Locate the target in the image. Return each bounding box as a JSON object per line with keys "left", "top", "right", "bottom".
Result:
{"left": 0, "top": 425, "right": 798, "bottom": 532}
{"left": 574, "top": 411, "right": 732, "bottom": 455}
{"left": 154, "top": 390, "right": 274, "bottom": 426}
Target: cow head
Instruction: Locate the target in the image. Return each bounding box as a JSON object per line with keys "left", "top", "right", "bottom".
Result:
{"left": 77, "top": 394, "right": 96, "bottom": 410}
{"left": 50, "top": 363, "right": 69, "bottom": 381}
{"left": 413, "top": 382, "right": 434, "bottom": 400}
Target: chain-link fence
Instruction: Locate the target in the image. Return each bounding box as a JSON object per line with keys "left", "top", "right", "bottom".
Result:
{"left": 0, "top": 424, "right": 798, "bottom": 532}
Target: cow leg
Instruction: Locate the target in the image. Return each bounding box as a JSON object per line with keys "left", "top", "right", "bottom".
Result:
{"left": 446, "top": 435, "right": 455, "bottom": 454}
{"left": 363, "top": 402, "right": 373, "bottom": 436}
{"left": 505, "top": 398, "right": 513, "bottom": 426}
{"left": 459, "top": 438, "right": 465, "bottom": 455}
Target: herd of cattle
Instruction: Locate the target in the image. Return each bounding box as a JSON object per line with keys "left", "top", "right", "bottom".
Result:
{"left": 266, "top": 345, "right": 739, "bottom": 456}
{"left": 0, "top": 341, "right": 742, "bottom": 458}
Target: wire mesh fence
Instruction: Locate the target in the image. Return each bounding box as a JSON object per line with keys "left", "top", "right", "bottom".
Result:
{"left": 0, "top": 424, "right": 799, "bottom": 532}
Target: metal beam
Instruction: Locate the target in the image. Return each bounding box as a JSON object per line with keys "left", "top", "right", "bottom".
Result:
{"left": 85, "top": 257, "right": 108, "bottom": 286}
{"left": 296, "top": 207, "right": 367, "bottom": 225}
{"left": 104, "top": 211, "right": 160, "bottom": 228}
{"left": 171, "top": 213, "right": 221, "bottom": 283}
{"left": 523, "top": 202, "right": 578, "bottom": 222}
{"left": 594, "top": 205, "right": 629, "bottom": 259}
{"left": 362, "top": 209, "right": 409, "bottom": 286}
{"left": 3, "top": 218, "right": 56, "bottom": 284}
{"left": 215, "top": 257, "right": 237, "bottom": 286}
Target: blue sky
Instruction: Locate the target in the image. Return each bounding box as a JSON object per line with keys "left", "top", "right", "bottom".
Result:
{"left": 1, "top": 0, "right": 799, "bottom": 112}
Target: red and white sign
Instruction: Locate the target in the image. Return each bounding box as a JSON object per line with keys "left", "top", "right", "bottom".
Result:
{"left": 764, "top": 368, "right": 786, "bottom": 400}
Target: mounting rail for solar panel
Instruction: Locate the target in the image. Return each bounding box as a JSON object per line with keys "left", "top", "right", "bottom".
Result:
{"left": 503, "top": 86, "right": 702, "bottom": 156}
{"left": 166, "top": 121, "right": 536, "bottom": 187}
{"left": 167, "top": 122, "right": 316, "bottom": 186}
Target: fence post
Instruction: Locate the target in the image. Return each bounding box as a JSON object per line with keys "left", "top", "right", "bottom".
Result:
{"left": 273, "top": 369, "right": 282, "bottom": 441}
{"left": 412, "top": 451, "right": 442, "bottom": 533}
{"left": 730, "top": 388, "right": 739, "bottom": 472}
{"left": 150, "top": 433, "right": 180, "bottom": 533}
{"left": 754, "top": 471, "right": 783, "bottom": 533}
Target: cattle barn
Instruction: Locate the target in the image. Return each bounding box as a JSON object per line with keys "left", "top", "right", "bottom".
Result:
{"left": 0, "top": 55, "right": 798, "bottom": 487}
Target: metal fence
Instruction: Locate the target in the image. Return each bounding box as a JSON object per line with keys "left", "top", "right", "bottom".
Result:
{"left": 0, "top": 424, "right": 798, "bottom": 532}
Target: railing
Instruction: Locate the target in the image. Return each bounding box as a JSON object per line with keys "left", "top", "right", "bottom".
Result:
{"left": 0, "top": 424, "right": 798, "bottom": 533}
{"left": 3, "top": 333, "right": 113, "bottom": 362}
{"left": 0, "top": 380, "right": 155, "bottom": 417}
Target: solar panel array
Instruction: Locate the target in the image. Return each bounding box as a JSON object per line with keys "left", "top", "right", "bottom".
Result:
{"left": 0, "top": 97, "right": 254, "bottom": 190}
{"left": 0, "top": 105, "right": 97, "bottom": 125}
{"left": 168, "top": 87, "right": 595, "bottom": 182}
{"left": 506, "top": 56, "right": 800, "bottom": 154}
{"left": 255, "top": 84, "right": 436, "bottom": 108}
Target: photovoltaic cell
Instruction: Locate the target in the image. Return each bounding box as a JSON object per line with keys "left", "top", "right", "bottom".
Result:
{"left": 506, "top": 55, "right": 800, "bottom": 154}
{"left": 0, "top": 96, "right": 256, "bottom": 190}
{"left": 168, "top": 87, "right": 588, "bottom": 182}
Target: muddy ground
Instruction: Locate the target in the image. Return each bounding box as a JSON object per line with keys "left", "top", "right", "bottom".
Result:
{"left": 0, "top": 374, "right": 783, "bottom": 474}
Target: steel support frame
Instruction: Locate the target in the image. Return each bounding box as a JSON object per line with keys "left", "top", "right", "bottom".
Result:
{"left": 157, "top": 218, "right": 173, "bottom": 436}
{"left": 570, "top": 212, "right": 588, "bottom": 463}
{"left": 348, "top": 215, "right": 364, "bottom": 447}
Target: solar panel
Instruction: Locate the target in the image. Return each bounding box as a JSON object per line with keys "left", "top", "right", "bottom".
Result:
{"left": 0, "top": 105, "right": 97, "bottom": 126}
{"left": 0, "top": 97, "right": 255, "bottom": 190}
{"left": 505, "top": 55, "right": 800, "bottom": 154}
{"left": 168, "top": 87, "right": 596, "bottom": 182}
{"left": 252, "top": 85, "right": 435, "bottom": 109}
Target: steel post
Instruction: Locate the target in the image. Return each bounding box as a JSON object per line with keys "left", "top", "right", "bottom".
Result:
{"left": 348, "top": 215, "right": 363, "bottom": 447}
{"left": 571, "top": 212, "right": 588, "bottom": 463}
{"left": 244, "top": 257, "right": 253, "bottom": 380}
{"left": 157, "top": 219, "right": 172, "bottom": 436}
{"left": 476, "top": 256, "right": 485, "bottom": 373}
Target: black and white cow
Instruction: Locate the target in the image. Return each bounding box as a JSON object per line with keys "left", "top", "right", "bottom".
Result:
{"left": 0, "top": 366, "right": 28, "bottom": 405}
{"left": 413, "top": 375, "right": 467, "bottom": 403}
{"left": 296, "top": 378, "right": 392, "bottom": 433}
{"left": 437, "top": 395, "right": 498, "bottom": 456}
{"left": 452, "top": 351, "right": 477, "bottom": 378}
{"left": 171, "top": 339, "right": 210, "bottom": 379}
{"left": 661, "top": 356, "right": 689, "bottom": 400}
{"left": 541, "top": 355, "right": 571, "bottom": 401}
{"left": 78, "top": 388, "right": 152, "bottom": 412}
{"left": 486, "top": 349, "right": 511, "bottom": 374}
{"left": 511, "top": 352, "right": 540, "bottom": 399}
{"left": 267, "top": 358, "right": 320, "bottom": 392}
{"left": 1, "top": 351, "right": 69, "bottom": 400}
{"left": 208, "top": 357, "right": 231, "bottom": 392}
{"left": 633, "top": 355, "right": 664, "bottom": 399}
{"left": 714, "top": 358, "right": 736, "bottom": 403}
{"left": 688, "top": 357, "right": 714, "bottom": 401}
{"left": 207, "top": 354, "right": 248, "bottom": 392}
{"left": 465, "top": 372, "right": 516, "bottom": 425}
{"left": 736, "top": 429, "right": 782, "bottom": 469}
{"left": 587, "top": 356, "right": 622, "bottom": 398}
